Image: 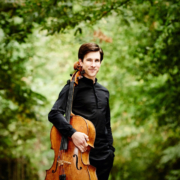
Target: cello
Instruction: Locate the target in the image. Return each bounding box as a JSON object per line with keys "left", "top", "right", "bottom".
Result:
{"left": 45, "top": 62, "right": 97, "bottom": 180}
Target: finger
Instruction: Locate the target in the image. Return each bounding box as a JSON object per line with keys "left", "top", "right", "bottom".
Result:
{"left": 79, "top": 146, "right": 84, "bottom": 152}
{"left": 85, "top": 142, "right": 88, "bottom": 147}
{"left": 84, "top": 134, "right": 89, "bottom": 141}
{"left": 80, "top": 144, "right": 87, "bottom": 152}
{"left": 82, "top": 147, "right": 87, "bottom": 152}
{"left": 82, "top": 139, "right": 88, "bottom": 147}
{"left": 82, "top": 146, "right": 87, "bottom": 152}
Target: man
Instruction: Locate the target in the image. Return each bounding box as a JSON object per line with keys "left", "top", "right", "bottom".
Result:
{"left": 48, "top": 43, "right": 115, "bottom": 180}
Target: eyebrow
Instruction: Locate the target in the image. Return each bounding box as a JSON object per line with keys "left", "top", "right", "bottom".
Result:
{"left": 86, "top": 58, "right": 100, "bottom": 61}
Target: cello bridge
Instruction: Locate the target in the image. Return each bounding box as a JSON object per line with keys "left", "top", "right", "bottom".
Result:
{"left": 57, "top": 160, "right": 71, "bottom": 166}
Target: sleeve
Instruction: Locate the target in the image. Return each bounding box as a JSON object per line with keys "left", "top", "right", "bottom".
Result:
{"left": 105, "top": 93, "right": 115, "bottom": 152}
{"left": 48, "top": 83, "right": 76, "bottom": 137}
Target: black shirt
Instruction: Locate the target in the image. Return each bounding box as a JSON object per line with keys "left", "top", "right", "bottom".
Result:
{"left": 48, "top": 76, "right": 115, "bottom": 161}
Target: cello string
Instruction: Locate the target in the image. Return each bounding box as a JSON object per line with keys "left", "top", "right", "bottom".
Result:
{"left": 62, "top": 150, "right": 65, "bottom": 175}
{"left": 58, "top": 150, "right": 61, "bottom": 176}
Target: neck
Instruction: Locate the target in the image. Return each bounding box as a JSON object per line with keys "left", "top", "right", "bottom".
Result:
{"left": 83, "top": 74, "right": 96, "bottom": 84}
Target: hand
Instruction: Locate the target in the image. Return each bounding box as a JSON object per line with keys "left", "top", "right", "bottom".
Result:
{"left": 71, "top": 132, "right": 89, "bottom": 153}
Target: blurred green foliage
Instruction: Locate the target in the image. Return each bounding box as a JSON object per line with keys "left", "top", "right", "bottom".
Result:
{"left": 0, "top": 0, "right": 180, "bottom": 180}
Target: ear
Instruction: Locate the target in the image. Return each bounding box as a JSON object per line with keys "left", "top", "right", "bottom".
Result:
{"left": 79, "top": 59, "right": 83, "bottom": 66}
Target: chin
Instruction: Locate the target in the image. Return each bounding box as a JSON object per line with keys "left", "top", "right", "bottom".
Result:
{"left": 89, "top": 74, "right": 96, "bottom": 77}
{"left": 89, "top": 72, "right": 97, "bottom": 76}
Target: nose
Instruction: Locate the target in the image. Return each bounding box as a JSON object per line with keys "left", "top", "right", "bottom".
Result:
{"left": 91, "top": 61, "right": 96, "bottom": 67}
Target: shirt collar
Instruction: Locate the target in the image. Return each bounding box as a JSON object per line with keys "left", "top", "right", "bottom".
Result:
{"left": 82, "top": 76, "right": 97, "bottom": 85}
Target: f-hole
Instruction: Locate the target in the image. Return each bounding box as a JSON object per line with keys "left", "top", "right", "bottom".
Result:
{"left": 73, "top": 154, "right": 82, "bottom": 170}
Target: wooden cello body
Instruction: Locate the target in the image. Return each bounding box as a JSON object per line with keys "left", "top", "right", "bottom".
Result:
{"left": 45, "top": 115, "right": 97, "bottom": 180}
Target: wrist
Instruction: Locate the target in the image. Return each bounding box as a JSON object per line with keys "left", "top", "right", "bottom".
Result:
{"left": 69, "top": 129, "right": 77, "bottom": 137}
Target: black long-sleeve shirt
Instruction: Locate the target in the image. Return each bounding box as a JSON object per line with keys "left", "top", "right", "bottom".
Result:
{"left": 48, "top": 76, "right": 115, "bottom": 161}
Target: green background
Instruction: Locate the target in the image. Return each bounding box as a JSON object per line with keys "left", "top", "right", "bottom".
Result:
{"left": 0, "top": 0, "right": 180, "bottom": 179}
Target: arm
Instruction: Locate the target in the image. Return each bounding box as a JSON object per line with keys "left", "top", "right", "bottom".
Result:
{"left": 105, "top": 96, "right": 115, "bottom": 152}
{"left": 48, "top": 84, "right": 76, "bottom": 137}
{"left": 48, "top": 83, "right": 88, "bottom": 152}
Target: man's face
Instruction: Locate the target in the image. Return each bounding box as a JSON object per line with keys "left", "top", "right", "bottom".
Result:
{"left": 79, "top": 51, "right": 101, "bottom": 82}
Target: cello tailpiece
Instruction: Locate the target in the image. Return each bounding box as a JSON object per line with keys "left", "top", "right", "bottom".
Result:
{"left": 59, "top": 174, "right": 66, "bottom": 180}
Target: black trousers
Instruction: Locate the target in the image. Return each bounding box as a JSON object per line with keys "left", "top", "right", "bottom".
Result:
{"left": 90, "top": 150, "right": 114, "bottom": 180}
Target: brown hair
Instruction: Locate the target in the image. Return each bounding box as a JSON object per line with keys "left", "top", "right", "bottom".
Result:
{"left": 78, "top": 43, "right": 104, "bottom": 61}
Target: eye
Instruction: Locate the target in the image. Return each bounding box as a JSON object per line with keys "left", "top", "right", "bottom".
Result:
{"left": 95, "top": 59, "right": 100, "bottom": 62}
